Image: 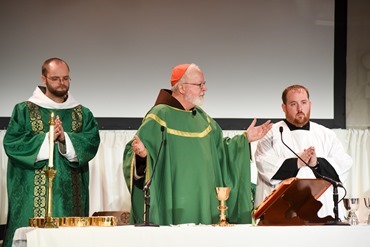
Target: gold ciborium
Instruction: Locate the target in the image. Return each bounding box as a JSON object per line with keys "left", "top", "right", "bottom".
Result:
{"left": 214, "top": 187, "right": 233, "bottom": 226}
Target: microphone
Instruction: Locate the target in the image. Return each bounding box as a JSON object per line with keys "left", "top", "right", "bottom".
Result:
{"left": 192, "top": 109, "right": 197, "bottom": 116}
{"left": 136, "top": 125, "right": 165, "bottom": 227}
{"left": 279, "top": 126, "right": 343, "bottom": 188}
{"left": 143, "top": 125, "right": 166, "bottom": 191}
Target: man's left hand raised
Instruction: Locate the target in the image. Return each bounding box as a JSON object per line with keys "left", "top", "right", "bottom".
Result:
{"left": 245, "top": 118, "right": 272, "bottom": 142}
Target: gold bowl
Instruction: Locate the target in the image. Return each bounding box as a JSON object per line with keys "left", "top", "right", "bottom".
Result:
{"left": 91, "top": 216, "right": 117, "bottom": 226}
{"left": 29, "top": 216, "right": 117, "bottom": 227}
{"left": 58, "top": 217, "right": 91, "bottom": 227}
{"left": 29, "top": 217, "right": 59, "bottom": 228}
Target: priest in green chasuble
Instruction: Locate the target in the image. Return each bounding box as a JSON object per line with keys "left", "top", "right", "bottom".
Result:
{"left": 123, "top": 63, "right": 272, "bottom": 225}
{"left": 2, "top": 58, "right": 100, "bottom": 247}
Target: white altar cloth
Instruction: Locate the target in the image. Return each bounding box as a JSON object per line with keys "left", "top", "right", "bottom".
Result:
{"left": 13, "top": 224, "right": 370, "bottom": 247}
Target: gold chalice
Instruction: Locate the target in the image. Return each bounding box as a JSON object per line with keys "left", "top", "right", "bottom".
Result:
{"left": 214, "top": 187, "right": 233, "bottom": 226}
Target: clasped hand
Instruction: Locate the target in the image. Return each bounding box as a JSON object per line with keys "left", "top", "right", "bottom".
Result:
{"left": 298, "top": 146, "right": 317, "bottom": 168}
{"left": 54, "top": 116, "right": 65, "bottom": 143}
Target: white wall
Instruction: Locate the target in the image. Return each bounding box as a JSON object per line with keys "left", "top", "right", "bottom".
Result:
{"left": 0, "top": 0, "right": 336, "bottom": 120}
{"left": 346, "top": 0, "right": 370, "bottom": 128}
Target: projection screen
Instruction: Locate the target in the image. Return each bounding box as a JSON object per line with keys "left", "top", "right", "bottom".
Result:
{"left": 0, "top": 0, "right": 346, "bottom": 129}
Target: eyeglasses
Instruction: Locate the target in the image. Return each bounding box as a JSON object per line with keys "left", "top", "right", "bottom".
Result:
{"left": 182, "top": 81, "right": 206, "bottom": 88}
{"left": 45, "top": 76, "right": 71, "bottom": 83}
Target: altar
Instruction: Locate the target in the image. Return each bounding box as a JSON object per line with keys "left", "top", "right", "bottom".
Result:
{"left": 13, "top": 224, "right": 370, "bottom": 247}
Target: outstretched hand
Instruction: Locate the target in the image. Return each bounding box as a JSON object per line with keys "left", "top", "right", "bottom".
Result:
{"left": 245, "top": 118, "right": 272, "bottom": 142}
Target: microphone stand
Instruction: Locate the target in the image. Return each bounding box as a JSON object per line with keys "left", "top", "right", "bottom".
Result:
{"left": 136, "top": 180, "right": 158, "bottom": 227}
{"left": 279, "top": 127, "right": 349, "bottom": 226}
{"left": 326, "top": 185, "right": 342, "bottom": 225}
{"left": 135, "top": 126, "right": 165, "bottom": 227}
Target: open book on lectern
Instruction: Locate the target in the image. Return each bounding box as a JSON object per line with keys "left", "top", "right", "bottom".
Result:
{"left": 253, "top": 177, "right": 335, "bottom": 226}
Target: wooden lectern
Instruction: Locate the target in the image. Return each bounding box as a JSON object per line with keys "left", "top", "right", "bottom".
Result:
{"left": 253, "top": 178, "right": 335, "bottom": 225}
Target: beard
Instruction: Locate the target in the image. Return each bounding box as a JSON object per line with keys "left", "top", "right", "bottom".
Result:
{"left": 293, "top": 111, "right": 310, "bottom": 126}
{"left": 185, "top": 93, "right": 204, "bottom": 107}
{"left": 46, "top": 82, "right": 69, "bottom": 97}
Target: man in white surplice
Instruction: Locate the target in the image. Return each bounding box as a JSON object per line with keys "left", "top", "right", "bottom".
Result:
{"left": 254, "top": 84, "right": 352, "bottom": 220}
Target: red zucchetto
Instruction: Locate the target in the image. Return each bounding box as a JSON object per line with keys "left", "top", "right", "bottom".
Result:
{"left": 170, "top": 64, "right": 191, "bottom": 86}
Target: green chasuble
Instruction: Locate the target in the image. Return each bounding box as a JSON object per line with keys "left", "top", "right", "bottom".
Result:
{"left": 123, "top": 104, "right": 253, "bottom": 225}
{"left": 3, "top": 101, "right": 100, "bottom": 247}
